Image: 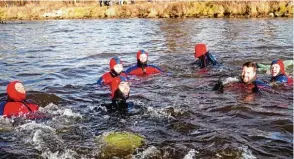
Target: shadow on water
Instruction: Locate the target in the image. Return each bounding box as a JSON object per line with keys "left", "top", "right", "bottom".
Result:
{"left": 0, "top": 19, "right": 293, "bottom": 158}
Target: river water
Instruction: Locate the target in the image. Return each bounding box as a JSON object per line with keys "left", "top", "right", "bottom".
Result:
{"left": 0, "top": 18, "right": 293, "bottom": 159}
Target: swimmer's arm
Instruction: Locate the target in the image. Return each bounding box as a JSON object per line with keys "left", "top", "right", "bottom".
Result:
{"left": 191, "top": 59, "right": 201, "bottom": 66}
{"left": 97, "top": 77, "right": 104, "bottom": 86}
{"left": 148, "top": 64, "right": 164, "bottom": 73}
{"left": 213, "top": 76, "right": 240, "bottom": 93}
{"left": 221, "top": 77, "right": 240, "bottom": 85}
{"left": 125, "top": 65, "right": 138, "bottom": 74}
{"left": 207, "top": 52, "right": 218, "bottom": 65}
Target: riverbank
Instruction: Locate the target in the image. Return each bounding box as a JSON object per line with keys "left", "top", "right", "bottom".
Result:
{"left": 0, "top": 1, "right": 292, "bottom": 20}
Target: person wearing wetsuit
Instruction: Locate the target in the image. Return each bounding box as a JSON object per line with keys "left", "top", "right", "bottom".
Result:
{"left": 270, "top": 59, "right": 289, "bottom": 84}
{"left": 213, "top": 61, "right": 269, "bottom": 93}
{"left": 97, "top": 57, "right": 127, "bottom": 87}
{"left": 103, "top": 76, "right": 132, "bottom": 113}
{"left": 0, "top": 81, "right": 39, "bottom": 117}
{"left": 125, "top": 50, "right": 163, "bottom": 76}
{"left": 192, "top": 43, "right": 218, "bottom": 68}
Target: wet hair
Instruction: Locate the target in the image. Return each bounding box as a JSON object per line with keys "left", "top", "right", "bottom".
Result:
{"left": 242, "top": 62, "right": 257, "bottom": 72}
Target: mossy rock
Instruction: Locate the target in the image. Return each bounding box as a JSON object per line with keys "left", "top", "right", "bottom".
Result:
{"left": 96, "top": 131, "right": 144, "bottom": 158}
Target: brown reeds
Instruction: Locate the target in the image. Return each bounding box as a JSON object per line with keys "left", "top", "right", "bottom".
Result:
{"left": 0, "top": 1, "right": 292, "bottom": 20}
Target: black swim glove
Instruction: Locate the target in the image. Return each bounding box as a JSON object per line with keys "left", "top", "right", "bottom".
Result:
{"left": 252, "top": 85, "right": 259, "bottom": 93}
{"left": 213, "top": 80, "right": 224, "bottom": 93}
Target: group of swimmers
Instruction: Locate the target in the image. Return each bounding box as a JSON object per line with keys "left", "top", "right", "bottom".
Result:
{"left": 0, "top": 43, "right": 292, "bottom": 117}
{"left": 96, "top": 43, "right": 291, "bottom": 112}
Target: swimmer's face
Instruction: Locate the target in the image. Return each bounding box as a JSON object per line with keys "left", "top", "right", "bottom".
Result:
{"left": 242, "top": 66, "right": 256, "bottom": 83}
{"left": 270, "top": 64, "right": 280, "bottom": 77}
{"left": 113, "top": 64, "right": 123, "bottom": 74}
{"left": 118, "top": 81, "right": 130, "bottom": 97}
{"left": 139, "top": 54, "right": 148, "bottom": 63}
{"left": 15, "top": 83, "right": 26, "bottom": 94}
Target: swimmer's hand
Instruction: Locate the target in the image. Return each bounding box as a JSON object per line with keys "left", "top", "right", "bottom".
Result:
{"left": 213, "top": 80, "right": 224, "bottom": 93}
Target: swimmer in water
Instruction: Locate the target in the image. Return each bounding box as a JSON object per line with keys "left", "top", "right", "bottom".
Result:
{"left": 269, "top": 59, "right": 291, "bottom": 86}
{"left": 97, "top": 57, "right": 127, "bottom": 87}
{"left": 192, "top": 43, "right": 219, "bottom": 68}
{"left": 0, "top": 81, "right": 39, "bottom": 117}
{"left": 125, "top": 50, "right": 163, "bottom": 76}
{"left": 213, "top": 61, "right": 270, "bottom": 93}
{"left": 104, "top": 76, "right": 133, "bottom": 113}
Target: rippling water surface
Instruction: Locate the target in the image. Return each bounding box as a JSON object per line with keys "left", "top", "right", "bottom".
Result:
{"left": 0, "top": 18, "right": 293, "bottom": 159}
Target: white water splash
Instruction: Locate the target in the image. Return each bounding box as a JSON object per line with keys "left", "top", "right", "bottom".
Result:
{"left": 41, "top": 149, "right": 78, "bottom": 159}
{"left": 183, "top": 149, "right": 198, "bottom": 159}
{"left": 18, "top": 122, "right": 55, "bottom": 132}
{"left": 62, "top": 108, "right": 82, "bottom": 118}
{"left": 32, "top": 129, "right": 46, "bottom": 150}
{"left": 39, "top": 103, "right": 82, "bottom": 118}
{"left": 0, "top": 116, "right": 14, "bottom": 131}
{"left": 146, "top": 106, "right": 171, "bottom": 119}
{"left": 17, "top": 122, "right": 59, "bottom": 149}
{"left": 146, "top": 106, "right": 185, "bottom": 121}
{"left": 16, "top": 121, "right": 79, "bottom": 159}
{"left": 239, "top": 146, "right": 256, "bottom": 159}
{"left": 132, "top": 146, "right": 161, "bottom": 159}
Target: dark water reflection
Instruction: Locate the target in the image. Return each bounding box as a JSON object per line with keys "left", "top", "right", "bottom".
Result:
{"left": 0, "top": 18, "right": 293, "bottom": 158}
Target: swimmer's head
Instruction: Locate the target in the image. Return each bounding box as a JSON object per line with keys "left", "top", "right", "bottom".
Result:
{"left": 194, "top": 43, "right": 207, "bottom": 58}
{"left": 137, "top": 50, "right": 148, "bottom": 64}
{"left": 271, "top": 59, "right": 285, "bottom": 77}
{"left": 111, "top": 76, "right": 130, "bottom": 101}
{"left": 110, "top": 57, "right": 123, "bottom": 75}
{"left": 241, "top": 62, "right": 257, "bottom": 84}
{"left": 7, "top": 81, "right": 26, "bottom": 101}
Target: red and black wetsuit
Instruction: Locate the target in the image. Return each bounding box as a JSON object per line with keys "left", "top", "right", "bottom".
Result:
{"left": 0, "top": 81, "right": 39, "bottom": 117}
{"left": 125, "top": 50, "right": 162, "bottom": 76}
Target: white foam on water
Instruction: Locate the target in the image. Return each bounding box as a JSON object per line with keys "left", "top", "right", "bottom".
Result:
{"left": 39, "top": 103, "right": 82, "bottom": 118}
{"left": 141, "top": 146, "right": 161, "bottom": 158}
{"left": 183, "top": 149, "right": 198, "bottom": 159}
{"left": 17, "top": 122, "right": 58, "bottom": 147}
{"left": 16, "top": 121, "right": 79, "bottom": 158}
{"left": 132, "top": 146, "right": 161, "bottom": 159}
{"left": 0, "top": 116, "right": 14, "bottom": 131}
{"left": 17, "top": 122, "right": 55, "bottom": 132}
{"left": 239, "top": 146, "right": 257, "bottom": 159}
{"left": 62, "top": 108, "right": 82, "bottom": 118}
{"left": 146, "top": 106, "right": 168, "bottom": 118}
{"left": 40, "top": 103, "right": 82, "bottom": 119}
{"left": 41, "top": 149, "right": 78, "bottom": 159}
{"left": 103, "top": 115, "right": 110, "bottom": 119}
{"left": 146, "top": 106, "right": 178, "bottom": 121}
{"left": 41, "top": 103, "right": 59, "bottom": 111}
{"left": 32, "top": 129, "right": 45, "bottom": 151}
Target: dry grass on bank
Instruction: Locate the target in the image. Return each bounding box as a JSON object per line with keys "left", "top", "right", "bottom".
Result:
{"left": 0, "top": 1, "right": 293, "bottom": 20}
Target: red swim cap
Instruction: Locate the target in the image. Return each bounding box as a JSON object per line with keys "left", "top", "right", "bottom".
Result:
{"left": 194, "top": 44, "right": 207, "bottom": 58}
{"left": 136, "top": 50, "right": 148, "bottom": 60}
{"left": 271, "top": 59, "right": 285, "bottom": 75}
{"left": 109, "top": 57, "right": 122, "bottom": 71}
{"left": 6, "top": 81, "right": 26, "bottom": 101}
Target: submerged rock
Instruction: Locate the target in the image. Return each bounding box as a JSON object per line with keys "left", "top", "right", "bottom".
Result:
{"left": 95, "top": 131, "right": 144, "bottom": 158}
{"left": 27, "top": 91, "right": 63, "bottom": 107}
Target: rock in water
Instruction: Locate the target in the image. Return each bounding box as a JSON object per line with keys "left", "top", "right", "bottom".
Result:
{"left": 95, "top": 131, "right": 144, "bottom": 158}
